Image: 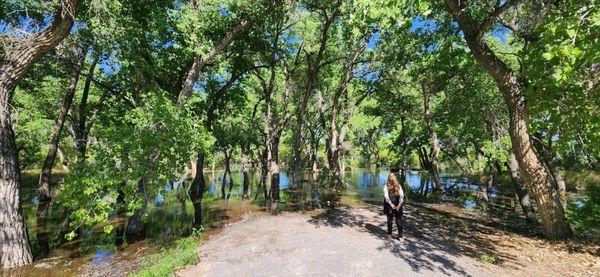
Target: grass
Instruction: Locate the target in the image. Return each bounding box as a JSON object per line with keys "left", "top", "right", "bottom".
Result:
{"left": 130, "top": 229, "right": 203, "bottom": 277}
{"left": 563, "top": 170, "right": 600, "bottom": 191}
{"left": 480, "top": 254, "right": 496, "bottom": 264}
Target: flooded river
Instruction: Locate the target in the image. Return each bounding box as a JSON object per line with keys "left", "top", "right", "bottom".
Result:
{"left": 7, "top": 169, "right": 530, "bottom": 275}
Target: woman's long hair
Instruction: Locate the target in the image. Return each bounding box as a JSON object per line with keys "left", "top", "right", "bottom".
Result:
{"left": 386, "top": 173, "right": 401, "bottom": 196}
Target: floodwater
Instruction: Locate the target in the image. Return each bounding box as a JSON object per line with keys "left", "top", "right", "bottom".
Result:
{"left": 7, "top": 169, "right": 521, "bottom": 275}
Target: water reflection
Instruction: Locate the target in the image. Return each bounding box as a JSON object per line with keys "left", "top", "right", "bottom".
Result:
{"left": 92, "top": 249, "right": 115, "bottom": 265}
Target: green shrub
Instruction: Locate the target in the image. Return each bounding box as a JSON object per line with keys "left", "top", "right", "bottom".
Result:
{"left": 567, "top": 184, "right": 600, "bottom": 231}
{"left": 480, "top": 254, "right": 496, "bottom": 264}
{"left": 130, "top": 228, "right": 203, "bottom": 277}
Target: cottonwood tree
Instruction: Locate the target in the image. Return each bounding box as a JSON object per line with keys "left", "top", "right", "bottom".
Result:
{"left": 0, "top": 0, "right": 79, "bottom": 268}
{"left": 443, "top": 0, "right": 572, "bottom": 238}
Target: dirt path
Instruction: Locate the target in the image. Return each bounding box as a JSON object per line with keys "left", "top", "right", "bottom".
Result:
{"left": 178, "top": 204, "right": 497, "bottom": 277}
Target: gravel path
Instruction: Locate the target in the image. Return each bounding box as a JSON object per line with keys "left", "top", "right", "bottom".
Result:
{"left": 178, "top": 205, "right": 496, "bottom": 277}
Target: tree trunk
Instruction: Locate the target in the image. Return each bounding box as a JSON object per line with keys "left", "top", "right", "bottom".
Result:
{"left": 398, "top": 117, "right": 409, "bottom": 183}
{"left": 242, "top": 147, "right": 250, "bottom": 201}
{"left": 327, "top": 45, "right": 364, "bottom": 188}
{"left": 291, "top": 10, "right": 338, "bottom": 182}
{"left": 178, "top": 19, "right": 251, "bottom": 103}
{"left": 72, "top": 57, "right": 99, "bottom": 169}
{"left": 507, "top": 152, "right": 538, "bottom": 224}
{"left": 0, "top": 117, "right": 32, "bottom": 267}
{"left": 445, "top": 150, "right": 468, "bottom": 176}
{"left": 38, "top": 44, "right": 88, "bottom": 201}
{"left": 225, "top": 149, "right": 234, "bottom": 200}
{"left": 126, "top": 178, "right": 148, "bottom": 239}
{"left": 221, "top": 151, "right": 229, "bottom": 199}
{"left": 532, "top": 133, "right": 567, "bottom": 210}
{"left": 445, "top": 0, "right": 572, "bottom": 238}
{"left": 0, "top": 0, "right": 79, "bottom": 268}
{"left": 190, "top": 153, "right": 204, "bottom": 228}
{"left": 422, "top": 90, "right": 443, "bottom": 202}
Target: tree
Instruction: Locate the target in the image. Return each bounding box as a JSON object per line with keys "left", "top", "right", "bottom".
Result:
{"left": 443, "top": 0, "right": 572, "bottom": 238}
{"left": 0, "top": 0, "right": 79, "bottom": 268}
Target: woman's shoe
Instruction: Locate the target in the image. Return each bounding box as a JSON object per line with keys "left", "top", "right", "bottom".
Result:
{"left": 397, "top": 235, "right": 404, "bottom": 241}
{"left": 386, "top": 235, "right": 392, "bottom": 240}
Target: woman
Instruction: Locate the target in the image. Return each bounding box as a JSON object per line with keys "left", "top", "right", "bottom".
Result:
{"left": 383, "top": 173, "right": 404, "bottom": 240}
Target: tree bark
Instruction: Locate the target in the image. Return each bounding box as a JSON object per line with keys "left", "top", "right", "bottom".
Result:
{"left": 422, "top": 90, "right": 443, "bottom": 202}
{"left": 242, "top": 146, "right": 250, "bottom": 200}
{"left": 532, "top": 133, "right": 567, "bottom": 210}
{"left": 0, "top": 0, "right": 79, "bottom": 268}
{"left": 190, "top": 153, "right": 204, "bottom": 228}
{"left": 507, "top": 152, "right": 538, "bottom": 224}
{"left": 445, "top": 0, "right": 572, "bottom": 238}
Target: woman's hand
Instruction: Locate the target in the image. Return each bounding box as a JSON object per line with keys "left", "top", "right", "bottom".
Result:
{"left": 390, "top": 204, "right": 396, "bottom": 210}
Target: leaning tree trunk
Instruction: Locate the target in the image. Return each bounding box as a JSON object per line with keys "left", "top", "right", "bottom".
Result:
{"left": 0, "top": 0, "right": 79, "bottom": 268}
{"left": 38, "top": 44, "right": 87, "bottom": 203}
{"left": 178, "top": 19, "right": 251, "bottom": 102}
{"left": 444, "top": 0, "right": 571, "bottom": 238}
{"left": 507, "top": 152, "right": 538, "bottom": 224}
{"left": 423, "top": 91, "right": 443, "bottom": 202}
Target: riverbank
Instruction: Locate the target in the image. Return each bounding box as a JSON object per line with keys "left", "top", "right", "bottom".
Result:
{"left": 179, "top": 202, "right": 600, "bottom": 277}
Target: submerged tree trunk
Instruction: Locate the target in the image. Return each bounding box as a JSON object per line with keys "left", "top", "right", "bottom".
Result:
{"left": 0, "top": 0, "right": 79, "bottom": 268}
{"left": 220, "top": 148, "right": 234, "bottom": 200}
{"left": 507, "top": 152, "right": 538, "bottom": 224}
{"left": 422, "top": 90, "right": 443, "bottom": 202}
{"left": 445, "top": 0, "right": 572, "bottom": 238}
{"left": 190, "top": 153, "right": 205, "bottom": 228}
{"left": 225, "top": 149, "right": 234, "bottom": 200}
{"left": 242, "top": 147, "right": 250, "bottom": 201}
{"left": 35, "top": 199, "right": 52, "bottom": 257}
{"left": 36, "top": 45, "right": 86, "bottom": 257}
{"left": 126, "top": 178, "right": 148, "bottom": 239}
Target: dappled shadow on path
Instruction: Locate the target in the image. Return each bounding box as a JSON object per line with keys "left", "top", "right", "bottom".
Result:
{"left": 307, "top": 203, "right": 525, "bottom": 275}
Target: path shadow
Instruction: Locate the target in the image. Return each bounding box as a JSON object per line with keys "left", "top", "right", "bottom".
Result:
{"left": 306, "top": 203, "right": 526, "bottom": 276}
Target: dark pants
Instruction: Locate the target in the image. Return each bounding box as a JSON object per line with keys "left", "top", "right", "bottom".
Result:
{"left": 384, "top": 201, "right": 403, "bottom": 236}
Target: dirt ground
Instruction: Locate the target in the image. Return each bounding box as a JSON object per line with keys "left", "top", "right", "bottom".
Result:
{"left": 178, "top": 203, "right": 600, "bottom": 277}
